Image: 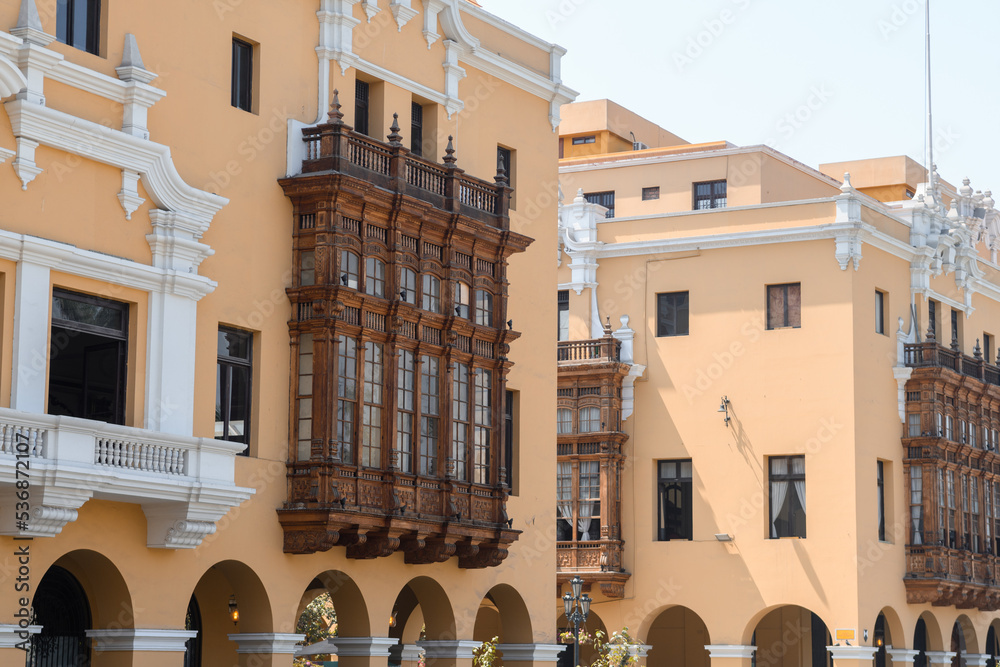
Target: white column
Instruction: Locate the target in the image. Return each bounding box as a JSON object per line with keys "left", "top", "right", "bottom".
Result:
{"left": 828, "top": 645, "right": 878, "bottom": 667}
{"left": 334, "top": 636, "right": 399, "bottom": 667}
{"left": 706, "top": 645, "right": 756, "bottom": 667}
{"left": 418, "top": 639, "right": 481, "bottom": 667}
{"left": 86, "top": 628, "right": 197, "bottom": 652}
{"left": 145, "top": 291, "right": 198, "bottom": 435}
{"left": 964, "top": 655, "right": 991, "bottom": 667}
{"left": 925, "top": 652, "right": 957, "bottom": 667}
{"left": 887, "top": 648, "right": 921, "bottom": 666}
{"left": 11, "top": 261, "right": 50, "bottom": 413}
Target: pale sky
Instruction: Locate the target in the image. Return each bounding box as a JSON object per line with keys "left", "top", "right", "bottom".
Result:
{"left": 479, "top": 0, "right": 1000, "bottom": 195}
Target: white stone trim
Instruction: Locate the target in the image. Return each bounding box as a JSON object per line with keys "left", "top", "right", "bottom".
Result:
{"left": 400, "top": 644, "right": 426, "bottom": 661}
{"left": 418, "top": 639, "right": 482, "bottom": 660}
{"left": 332, "top": 637, "right": 400, "bottom": 656}
{"left": 963, "top": 655, "right": 991, "bottom": 667}
{"left": 704, "top": 645, "right": 756, "bottom": 659}
{"left": 86, "top": 628, "right": 197, "bottom": 652}
{"left": 886, "top": 648, "right": 920, "bottom": 664}
{"left": 10, "top": 260, "right": 49, "bottom": 414}
{"left": 229, "top": 633, "right": 307, "bottom": 655}
{"left": 924, "top": 652, "right": 957, "bottom": 666}
{"left": 0, "top": 50, "right": 26, "bottom": 98}
{"left": 0, "top": 624, "right": 40, "bottom": 648}
{"left": 826, "top": 646, "right": 877, "bottom": 660}
{"left": 498, "top": 643, "right": 567, "bottom": 662}
{"left": 390, "top": 0, "right": 419, "bottom": 30}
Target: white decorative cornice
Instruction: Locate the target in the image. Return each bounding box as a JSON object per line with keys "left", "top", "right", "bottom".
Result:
{"left": 86, "top": 629, "right": 197, "bottom": 652}
{"left": 360, "top": 0, "right": 380, "bottom": 22}
{"left": 497, "top": 644, "right": 567, "bottom": 662}
{"left": 0, "top": 51, "right": 27, "bottom": 98}
{"left": 229, "top": 633, "right": 308, "bottom": 655}
{"left": 334, "top": 637, "right": 401, "bottom": 656}
{"left": 923, "top": 651, "right": 957, "bottom": 666}
{"left": 705, "top": 645, "right": 756, "bottom": 659}
{"left": 417, "top": 640, "right": 482, "bottom": 659}
{"left": 0, "top": 624, "right": 41, "bottom": 648}
{"left": 886, "top": 648, "right": 921, "bottom": 664}
{"left": 10, "top": 0, "right": 52, "bottom": 47}
{"left": 390, "top": 0, "right": 419, "bottom": 31}
{"left": 827, "top": 646, "right": 877, "bottom": 661}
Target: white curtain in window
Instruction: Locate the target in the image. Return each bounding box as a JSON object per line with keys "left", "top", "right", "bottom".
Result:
{"left": 557, "top": 462, "right": 573, "bottom": 525}
{"left": 770, "top": 479, "right": 788, "bottom": 538}
{"left": 791, "top": 456, "right": 806, "bottom": 513}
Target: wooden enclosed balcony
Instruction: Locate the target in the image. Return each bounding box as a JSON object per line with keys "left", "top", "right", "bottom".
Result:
{"left": 557, "top": 337, "right": 621, "bottom": 365}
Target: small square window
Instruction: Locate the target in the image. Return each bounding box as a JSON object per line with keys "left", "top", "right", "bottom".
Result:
{"left": 584, "top": 191, "right": 615, "bottom": 219}
{"left": 231, "top": 37, "right": 255, "bottom": 113}
{"left": 656, "top": 292, "right": 689, "bottom": 337}
{"left": 642, "top": 186, "right": 660, "bottom": 201}
{"left": 766, "top": 283, "right": 801, "bottom": 330}
{"left": 693, "top": 180, "right": 727, "bottom": 210}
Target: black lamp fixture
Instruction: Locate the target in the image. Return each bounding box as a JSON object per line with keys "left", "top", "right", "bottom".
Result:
{"left": 718, "top": 396, "right": 731, "bottom": 427}
{"left": 562, "top": 576, "right": 591, "bottom": 667}
{"left": 228, "top": 595, "right": 239, "bottom": 625}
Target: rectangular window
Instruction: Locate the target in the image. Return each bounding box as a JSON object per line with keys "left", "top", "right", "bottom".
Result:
{"left": 355, "top": 79, "right": 370, "bottom": 136}
{"left": 399, "top": 267, "right": 417, "bottom": 304}
{"left": 452, "top": 362, "right": 470, "bottom": 481}
{"left": 473, "top": 369, "right": 491, "bottom": 485}
{"left": 453, "top": 281, "right": 470, "bottom": 319}
{"left": 875, "top": 290, "right": 886, "bottom": 335}
{"left": 49, "top": 289, "right": 128, "bottom": 426}
{"left": 946, "top": 415, "right": 954, "bottom": 441}
{"left": 558, "top": 290, "right": 569, "bottom": 341}
{"left": 557, "top": 461, "right": 573, "bottom": 541}
{"left": 769, "top": 455, "right": 806, "bottom": 538}
{"left": 656, "top": 291, "right": 689, "bottom": 337}
{"left": 231, "top": 37, "right": 254, "bottom": 112}
{"left": 947, "top": 469, "right": 957, "bottom": 547}
{"left": 497, "top": 145, "right": 515, "bottom": 207}
{"left": 340, "top": 250, "right": 360, "bottom": 289}
{"left": 877, "top": 461, "right": 886, "bottom": 541}
{"left": 216, "top": 327, "right": 253, "bottom": 451}
{"left": 579, "top": 406, "right": 601, "bottom": 433}
{"left": 422, "top": 274, "right": 440, "bottom": 313}
{"left": 419, "top": 355, "right": 440, "bottom": 476}
{"left": 907, "top": 413, "right": 921, "bottom": 437}
{"left": 474, "top": 290, "right": 493, "bottom": 327}
{"left": 297, "top": 334, "right": 314, "bottom": 461}
{"left": 577, "top": 461, "right": 600, "bottom": 541}
{"left": 337, "top": 336, "right": 358, "bottom": 463}
{"left": 57, "top": 0, "right": 101, "bottom": 55}
{"left": 928, "top": 299, "right": 938, "bottom": 341}
{"left": 910, "top": 465, "right": 923, "bottom": 545}
{"left": 951, "top": 308, "right": 961, "bottom": 348}
{"left": 657, "top": 460, "right": 693, "bottom": 541}
{"left": 396, "top": 349, "right": 415, "bottom": 474}
{"left": 693, "top": 180, "right": 727, "bottom": 210}
{"left": 972, "top": 476, "right": 981, "bottom": 552}
{"left": 361, "top": 342, "right": 383, "bottom": 467}
{"left": 642, "top": 186, "right": 660, "bottom": 201}
{"left": 365, "top": 257, "right": 385, "bottom": 298}
{"left": 584, "top": 191, "right": 615, "bottom": 219}
{"left": 571, "top": 135, "right": 596, "bottom": 145}
{"left": 300, "top": 250, "right": 316, "bottom": 287}
{"left": 557, "top": 407, "right": 572, "bottom": 434}
{"left": 410, "top": 101, "right": 424, "bottom": 156}
{"left": 986, "top": 333, "right": 994, "bottom": 366}
{"left": 766, "top": 283, "right": 802, "bottom": 330}
{"left": 504, "top": 390, "right": 515, "bottom": 491}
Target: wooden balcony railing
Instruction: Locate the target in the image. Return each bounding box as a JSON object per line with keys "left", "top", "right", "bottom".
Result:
{"left": 300, "top": 93, "right": 510, "bottom": 229}
{"left": 904, "top": 341, "right": 1000, "bottom": 385}
{"left": 557, "top": 337, "right": 621, "bottom": 364}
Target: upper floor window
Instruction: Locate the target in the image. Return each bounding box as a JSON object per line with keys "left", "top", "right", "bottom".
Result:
{"left": 57, "top": 0, "right": 101, "bottom": 55}
{"left": 231, "top": 37, "right": 255, "bottom": 113}
{"left": 49, "top": 289, "right": 128, "bottom": 425}
{"left": 557, "top": 461, "right": 600, "bottom": 541}
{"left": 399, "top": 267, "right": 417, "bottom": 303}
{"left": 474, "top": 290, "right": 492, "bottom": 327}
{"left": 766, "top": 283, "right": 801, "bottom": 330}
{"left": 411, "top": 101, "right": 424, "bottom": 156}
{"left": 558, "top": 290, "right": 569, "bottom": 341}
{"left": 584, "top": 191, "right": 615, "bottom": 219}
{"left": 422, "top": 275, "right": 441, "bottom": 313}
{"left": 355, "top": 79, "right": 370, "bottom": 136}
{"left": 579, "top": 406, "right": 600, "bottom": 433}
{"left": 556, "top": 408, "right": 572, "bottom": 434}
{"left": 769, "top": 455, "right": 806, "bottom": 538}
{"left": 300, "top": 250, "right": 316, "bottom": 287}
{"left": 951, "top": 308, "right": 961, "bottom": 348}
{"left": 656, "top": 291, "right": 689, "bottom": 337}
{"left": 365, "top": 257, "right": 385, "bottom": 298}
{"left": 928, "top": 299, "right": 938, "bottom": 341}
{"left": 497, "top": 146, "right": 515, "bottom": 207}
{"left": 454, "top": 281, "right": 470, "bottom": 319}
{"left": 693, "top": 180, "right": 727, "bottom": 210}
{"left": 216, "top": 327, "right": 253, "bottom": 452}
{"left": 658, "top": 460, "right": 692, "bottom": 541}
{"left": 642, "top": 186, "right": 660, "bottom": 201}
{"left": 340, "top": 250, "right": 360, "bottom": 289}
{"left": 572, "top": 136, "right": 596, "bottom": 145}
{"left": 875, "top": 290, "right": 887, "bottom": 335}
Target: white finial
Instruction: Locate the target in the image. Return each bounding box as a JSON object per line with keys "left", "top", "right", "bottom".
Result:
{"left": 574, "top": 188, "right": 586, "bottom": 204}
{"left": 985, "top": 190, "right": 995, "bottom": 209}
{"left": 11, "top": 0, "right": 53, "bottom": 46}
{"left": 960, "top": 177, "right": 973, "bottom": 198}
{"left": 116, "top": 34, "right": 158, "bottom": 84}
{"left": 841, "top": 172, "right": 853, "bottom": 193}
{"left": 947, "top": 200, "right": 959, "bottom": 220}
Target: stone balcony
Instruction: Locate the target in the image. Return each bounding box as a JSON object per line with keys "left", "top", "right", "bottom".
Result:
{"left": 0, "top": 407, "right": 253, "bottom": 548}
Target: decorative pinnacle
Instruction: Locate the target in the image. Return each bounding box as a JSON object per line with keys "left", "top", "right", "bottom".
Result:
{"left": 387, "top": 113, "right": 402, "bottom": 146}
{"left": 841, "top": 172, "right": 853, "bottom": 194}
{"left": 16, "top": 0, "right": 42, "bottom": 31}
{"left": 443, "top": 136, "right": 457, "bottom": 165}
{"left": 975, "top": 338, "right": 983, "bottom": 360}
{"left": 328, "top": 89, "right": 344, "bottom": 122}
{"left": 925, "top": 320, "right": 936, "bottom": 342}
{"left": 494, "top": 150, "right": 508, "bottom": 185}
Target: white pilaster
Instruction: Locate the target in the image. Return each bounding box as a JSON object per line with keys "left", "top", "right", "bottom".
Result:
{"left": 145, "top": 291, "right": 198, "bottom": 435}
{"left": 963, "top": 654, "right": 991, "bottom": 667}
{"left": 705, "top": 645, "right": 756, "bottom": 659}
{"left": 86, "top": 628, "right": 197, "bottom": 652}
{"left": 11, "top": 260, "right": 49, "bottom": 413}
{"left": 418, "top": 640, "right": 482, "bottom": 660}
{"left": 924, "top": 651, "right": 957, "bottom": 667}
{"left": 827, "top": 646, "right": 878, "bottom": 662}
{"left": 886, "top": 648, "right": 920, "bottom": 666}
{"left": 0, "top": 623, "right": 40, "bottom": 648}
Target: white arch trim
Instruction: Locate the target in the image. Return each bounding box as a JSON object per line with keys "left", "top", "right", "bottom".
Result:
{"left": 0, "top": 52, "right": 26, "bottom": 99}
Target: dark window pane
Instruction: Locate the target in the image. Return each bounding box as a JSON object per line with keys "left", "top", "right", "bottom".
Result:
{"left": 657, "top": 459, "right": 692, "bottom": 540}
{"left": 656, "top": 292, "right": 689, "bottom": 337}
{"left": 355, "top": 80, "right": 370, "bottom": 135}
{"left": 217, "top": 327, "right": 253, "bottom": 449}
{"left": 411, "top": 101, "right": 423, "bottom": 156}
{"left": 693, "top": 179, "right": 727, "bottom": 210}
{"left": 584, "top": 191, "right": 615, "bottom": 219}
{"left": 231, "top": 38, "right": 253, "bottom": 111}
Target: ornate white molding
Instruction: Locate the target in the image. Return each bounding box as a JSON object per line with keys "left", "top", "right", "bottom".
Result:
{"left": 417, "top": 640, "right": 481, "bottom": 660}
{"left": 886, "top": 648, "right": 921, "bottom": 665}
{"left": 229, "top": 633, "right": 308, "bottom": 655}
{"left": 334, "top": 637, "right": 400, "bottom": 656}
{"left": 923, "top": 651, "right": 957, "bottom": 667}
{"left": 704, "top": 645, "right": 756, "bottom": 659}
{"left": 826, "top": 646, "right": 877, "bottom": 661}
{"left": 390, "top": 0, "right": 419, "bottom": 31}
{"left": 0, "top": 50, "right": 26, "bottom": 98}
{"left": 86, "top": 629, "right": 197, "bottom": 652}
{"left": 497, "top": 644, "right": 567, "bottom": 662}
{"left": 0, "top": 624, "right": 41, "bottom": 649}
{"left": 963, "top": 655, "right": 991, "bottom": 667}
{"left": 360, "top": 0, "right": 380, "bottom": 22}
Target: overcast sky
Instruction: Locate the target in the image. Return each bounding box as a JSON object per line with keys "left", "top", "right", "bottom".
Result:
{"left": 480, "top": 0, "right": 1000, "bottom": 194}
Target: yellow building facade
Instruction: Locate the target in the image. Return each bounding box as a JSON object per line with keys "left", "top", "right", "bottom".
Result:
{"left": 0, "top": 0, "right": 575, "bottom": 665}
{"left": 556, "top": 101, "right": 1000, "bottom": 667}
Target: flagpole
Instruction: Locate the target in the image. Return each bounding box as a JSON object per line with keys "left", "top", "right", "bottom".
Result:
{"left": 925, "top": 0, "right": 934, "bottom": 195}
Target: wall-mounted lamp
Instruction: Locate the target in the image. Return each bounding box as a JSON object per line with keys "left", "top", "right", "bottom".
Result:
{"left": 714, "top": 533, "right": 733, "bottom": 542}
{"left": 389, "top": 609, "right": 398, "bottom": 628}
{"left": 228, "top": 595, "right": 240, "bottom": 625}
{"left": 863, "top": 629, "right": 869, "bottom": 643}
{"left": 718, "top": 396, "right": 731, "bottom": 427}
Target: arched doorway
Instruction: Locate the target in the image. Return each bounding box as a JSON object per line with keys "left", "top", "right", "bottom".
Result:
{"left": 645, "top": 606, "right": 710, "bottom": 667}
{"left": 985, "top": 624, "right": 999, "bottom": 667}
{"left": 473, "top": 585, "right": 533, "bottom": 645}
{"left": 29, "top": 565, "right": 92, "bottom": 666}
{"left": 184, "top": 595, "right": 202, "bottom": 667}
{"left": 190, "top": 560, "right": 273, "bottom": 666}
{"left": 751, "top": 606, "right": 831, "bottom": 667}
{"left": 557, "top": 608, "right": 607, "bottom": 667}
{"left": 293, "top": 570, "right": 370, "bottom": 664}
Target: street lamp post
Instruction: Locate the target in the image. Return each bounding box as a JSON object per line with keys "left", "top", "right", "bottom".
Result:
{"left": 562, "top": 576, "right": 591, "bottom": 667}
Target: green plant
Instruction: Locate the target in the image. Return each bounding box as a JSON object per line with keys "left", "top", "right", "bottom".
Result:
{"left": 590, "top": 628, "right": 640, "bottom": 667}
{"left": 293, "top": 593, "right": 337, "bottom": 666}
{"left": 473, "top": 636, "right": 502, "bottom": 667}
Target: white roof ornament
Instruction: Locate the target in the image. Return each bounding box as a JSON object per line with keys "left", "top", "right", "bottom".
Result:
{"left": 117, "top": 34, "right": 158, "bottom": 84}
{"left": 960, "top": 177, "right": 974, "bottom": 198}
{"left": 947, "top": 200, "right": 959, "bottom": 221}
{"left": 840, "top": 172, "right": 854, "bottom": 194}
{"left": 574, "top": 188, "right": 586, "bottom": 205}
{"left": 984, "top": 190, "right": 995, "bottom": 210}
{"left": 11, "top": 0, "right": 53, "bottom": 46}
